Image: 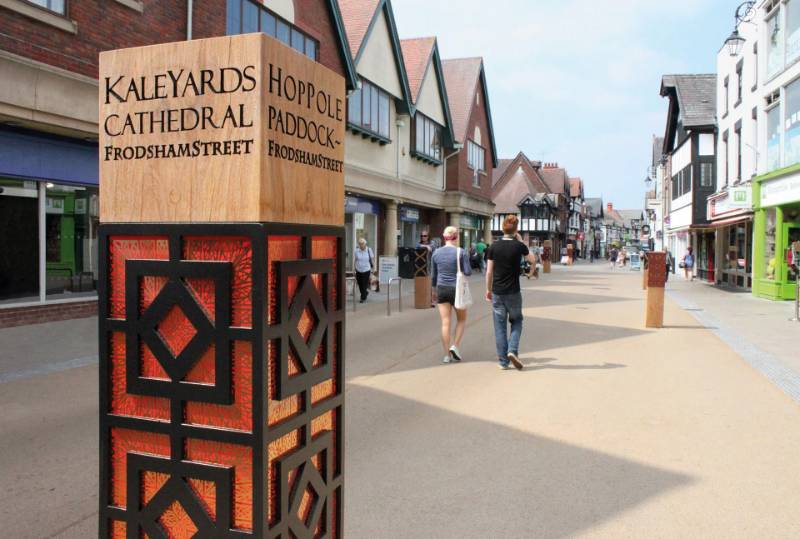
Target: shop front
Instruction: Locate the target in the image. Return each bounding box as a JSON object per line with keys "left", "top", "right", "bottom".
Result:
{"left": 344, "top": 195, "right": 381, "bottom": 272}
{"left": 0, "top": 127, "right": 99, "bottom": 306}
{"left": 695, "top": 229, "right": 715, "bottom": 283}
{"left": 753, "top": 166, "right": 800, "bottom": 300}
{"left": 707, "top": 187, "right": 753, "bottom": 289}
{"left": 458, "top": 213, "right": 484, "bottom": 248}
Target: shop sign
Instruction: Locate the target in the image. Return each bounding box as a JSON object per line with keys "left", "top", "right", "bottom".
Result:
{"left": 399, "top": 206, "right": 420, "bottom": 223}
{"left": 378, "top": 256, "right": 398, "bottom": 284}
{"left": 761, "top": 174, "right": 800, "bottom": 207}
{"left": 459, "top": 214, "right": 480, "bottom": 229}
{"left": 45, "top": 196, "right": 64, "bottom": 214}
{"left": 730, "top": 187, "right": 751, "bottom": 208}
{"left": 345, "top": 195, "right": 380, "bottom": 215}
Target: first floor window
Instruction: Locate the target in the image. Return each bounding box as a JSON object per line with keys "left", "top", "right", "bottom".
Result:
{"left": 347, "top": 80, "right": 391, "bottom": 139}
{"left": 227, "top": 0, "right": 318, "bottom": 61}
{"left": 767, "top": 103, "right": 782, "bottom": 171}
{"left": 412, "top": 113, "right": 442, "bottom": 162}
{"left": 785, "top": 78, "right": 800, "bottom": 167}
{"left": 735, "top": 129, "right": 742, "bottom": 181}
{"left": 700, "top": 162, "right": 714, "bottom": 188}
{"left": 467, "top": 139, "right": 485, "bottom": 174}
{"left": 29, "top": 0, "right": 65, "bottom": 14}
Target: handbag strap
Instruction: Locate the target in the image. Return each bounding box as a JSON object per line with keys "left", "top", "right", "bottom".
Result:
{"left": 456, "top": 246, "right": 462, "bottom": 275}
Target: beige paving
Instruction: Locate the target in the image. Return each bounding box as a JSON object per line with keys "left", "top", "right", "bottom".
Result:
{"left": 344, "top": 265, "right": 800, "bottom": 538}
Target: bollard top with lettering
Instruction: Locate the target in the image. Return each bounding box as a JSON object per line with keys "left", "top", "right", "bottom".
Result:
{"left": 99, "top": 33, "right": 345, "bottom": 225}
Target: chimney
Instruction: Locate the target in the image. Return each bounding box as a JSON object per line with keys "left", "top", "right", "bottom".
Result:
{"left": 607, "top": 202, "right": 613, "bottom": 212}
{"left": 543, "top": 162, "right": 558, "bottom": 169}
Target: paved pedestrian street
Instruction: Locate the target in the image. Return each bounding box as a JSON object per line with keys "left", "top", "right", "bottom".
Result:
{"left": 1, "top": 265, "right": 800, "bottom": 538}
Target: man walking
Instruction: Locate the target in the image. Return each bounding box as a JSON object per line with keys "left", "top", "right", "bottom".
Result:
{"left": 485, "top": 216, "right": 538, "bottom": 370}
{"left": 475, "top": 237, "right": 487, "bottom": 273}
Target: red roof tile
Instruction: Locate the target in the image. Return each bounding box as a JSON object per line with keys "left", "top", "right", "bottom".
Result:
{"left": 400, "top": 37, "right": 435, "bottom": 103}
{"left": 539, "top": 165, "right": 569, "bottom": 195}
{"left": 338, "top": 0, "right": 381, "bottom": 59}
{"left": 569, "top": 178, "right": 583, "bottom": 198}
{"left": 441, "top": 57, "right": 483, "bottom": 143}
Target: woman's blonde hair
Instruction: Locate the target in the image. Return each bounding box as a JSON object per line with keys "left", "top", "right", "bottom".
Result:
{"left": 443, "top": 226, "right": 458, "bottom": 241}
{"left": 357, "top": 238, "right": 367, "bottom": 247}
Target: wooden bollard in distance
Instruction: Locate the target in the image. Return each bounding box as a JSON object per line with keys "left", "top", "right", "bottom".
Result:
{"left": 543, "top": 240, "right": 552, "bottom": 274}
{"left": 645, "top": 252, "right": 667, "bottom": 328}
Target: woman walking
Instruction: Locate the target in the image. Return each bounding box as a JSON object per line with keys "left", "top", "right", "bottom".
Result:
{"left": 682, "top": 246, "right": 695, "bottom": 281}
{"left": 353, "top": 238, "right": 374, "bottom": 303}
{"left": 431, "top": 226, "right": 472, "bottom": 364}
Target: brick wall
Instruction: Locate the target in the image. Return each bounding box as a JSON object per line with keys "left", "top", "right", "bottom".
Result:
{"left": 294, "top": 0, "right": 346, "bottom": 82}
{"left": 0, "top": 0, "right": 188, "bottom": 78}
{"left": 446, "top": 78, "right": 494, "bottom": 202}
{"left": 0, "top": 300, "right": 97, "bottom": 329}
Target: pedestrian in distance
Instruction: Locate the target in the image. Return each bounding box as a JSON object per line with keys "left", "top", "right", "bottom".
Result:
{"left": 431, "top": 226, "right": 472, "bottom": 364}
{"left": 475, "top": 237, "right": 488, "bottom": 273}
{"left": 682, "top": 246, "right": 695, "bottom": 281}
{"left": 665, "top": 250, "right": 673, "bottom": 283}
{"left": 609, "top": 247, "right": 618, "bottom": 270}
{"left": 485, "top": 215, "right": 538, "bottom": 370}
{"left": 353, "top": 238, "right": 374, "bottom": 303}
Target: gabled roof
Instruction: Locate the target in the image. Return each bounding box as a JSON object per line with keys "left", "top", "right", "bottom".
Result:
{"left": 491, "top": 152, "right": 550, "bottom": 213}
{"left": 492, "top": 158, "right": 514, "bottom": 187}
{"left": 442, "top": 57, "right": 499, "bottom": 167}
{"left": 585, "top": 197, "right": 604, "bottom": 218}
{"left": 326, "top": 0, "right": 360, "bottom": 90}
{"left": 338, "top": 0, "right": 413, "bottom": 113}
{"left": 617, "top": 209, "right": 644, "bottom": 226}
{"left": 539, "top": 164, "right": 569, "bottom": 195}
{"left": 569, "top": 177, "right": 583, "bottom": 198}
{"left": 660, "top": 74, "right": 716, "bottom": 153}
{"left": 400, "top": 36, "right": 455, "bottom": 146}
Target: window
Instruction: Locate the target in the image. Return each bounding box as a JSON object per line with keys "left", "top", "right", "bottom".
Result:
{"left": 724, "top": 76, "right": 729, "bottom": 114}
{"left": 788, "top": 0, "right": 800, "bottom": 64}
{"left": 767, "top": 7, "right": 784, "bottom": 78}
{"left": 767, "top": 102, "right": 782, "bottom": 171}
{"left": 682, "top": 165, "right": 691, "bottom": 193}
{"left": 671, "top": 165, "right": 692, "bottom": 200}
{"left": 736, "top": 61, "right": 743, "bottom": 105}
{"left": 735, "top": 126, "right": 742, "bottom": 181}
{"left": 412, "top": 113, "right": 442, "bottom": 162}
{"left": 226, "top": 0, "right": 318, "bottom": 61}
{"left": 28, "top": 0, "right": 65, "bottom": 14}
{"left": 467, "top": 139, "right": 485, "bottom": 173}
{"left": 753, "top": 42, "right": 759, "bottom": 89}
{"left": 786, "top": 77, "right": 800, "bottom": 167}
{"left": 723, "top": 131, "right": 729, "bottom": 185}
{"left": 700, "top": 162, "right": 714, "bottom": 187}
{"left": 347, "top": 79, "right": 391, "bottom": 140}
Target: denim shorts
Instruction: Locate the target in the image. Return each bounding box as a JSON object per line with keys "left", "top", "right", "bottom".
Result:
{"left": 436, "top": 285, "right": 456, "bottom": 306}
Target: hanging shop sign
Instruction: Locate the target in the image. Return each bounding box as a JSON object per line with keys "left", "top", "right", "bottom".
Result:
{"left": 399, "top": 206, "right": 420, "bottom": 223}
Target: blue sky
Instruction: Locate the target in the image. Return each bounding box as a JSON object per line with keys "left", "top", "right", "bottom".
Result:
{"left": 392, "top": 0, "right": 735, "bottom": 209}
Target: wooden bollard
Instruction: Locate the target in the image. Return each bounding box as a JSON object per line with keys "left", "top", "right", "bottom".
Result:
{"left": 543, "top": 240, "right": 552, "bottom": 274}
{"left": 645, "top": 252, "right": 667, "bottom": 328}
{"left": 414, "top": 248, "right": 432, "bottom": 309}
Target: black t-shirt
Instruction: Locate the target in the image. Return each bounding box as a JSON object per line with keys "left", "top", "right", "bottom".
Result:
{"left": 487, "top": 238, "right": 529, "bottom": 295}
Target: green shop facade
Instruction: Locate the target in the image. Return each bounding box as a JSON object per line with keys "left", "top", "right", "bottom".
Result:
{"left": 752, "top": 164, "right": 800, "bottom": 300}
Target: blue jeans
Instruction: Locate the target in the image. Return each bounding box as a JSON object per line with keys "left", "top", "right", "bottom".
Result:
{"left": 492, "top": 292, "right": 523, "bottom": 364}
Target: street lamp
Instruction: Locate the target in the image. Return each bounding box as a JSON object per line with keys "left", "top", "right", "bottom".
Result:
{"left": 724, "top": 2, "right": 756, "bottom": 57}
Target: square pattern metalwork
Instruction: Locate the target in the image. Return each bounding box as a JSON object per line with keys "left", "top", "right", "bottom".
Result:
{"left": 98, "top": 223, "right": 344, "bottom": 538}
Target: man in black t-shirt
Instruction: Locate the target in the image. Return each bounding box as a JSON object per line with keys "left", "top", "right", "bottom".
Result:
{"left": 485, "top": 216, "right": 539, "bottom": 370}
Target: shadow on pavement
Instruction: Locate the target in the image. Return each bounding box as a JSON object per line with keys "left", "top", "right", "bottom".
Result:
{"left": 345, "top": 385, "right": 694, "bottom": 538}
{"left": 525, "top": 362, "right": 626, "bottom": 371}
{"left": 519, "top": 289, "right": 638, "bottom": 308}
{"left": 518, "top": 316, "right": 648, "bottom": 355}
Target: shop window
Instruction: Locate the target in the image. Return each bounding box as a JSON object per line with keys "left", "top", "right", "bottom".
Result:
{"left": 467, "top": 139, "right": 485, "bottom": 173}
{"left": 785, "top": 77, "right": 800, "bottom": 167}
{"left": 765, "top": 208, "right": 777, "bottom": 280}
{"left": 226, "top": 0, "right": 318, "bottom": 61}
{"left": 767, "top": 7, "right": 784, "bottom": 78}
{"left": 45, "top": 183, "right": 99, "bottom": 299}
{"left": 767, "top": 102, "right": 782, "bottom": 171}
{"left": 0, "top": 178, "right": 39, "bottom": 303}
{"left": 29, "top": 0, "right": 65, "bottom": 14}
{"left": 347, "top": 80, "right": 391, "bottom": 141}
{"left": 412, "top": 112, "right": 442, "bottom": 163}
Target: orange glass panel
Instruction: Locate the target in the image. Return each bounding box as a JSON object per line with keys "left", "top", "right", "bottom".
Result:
{"left": 110, "top": 520, "right": 126, "bottom": 539}
{"left": 108, "top": 236, "right": 169, "bottom": 319}
{"left": 109, "top": 332, "right": 170, "bottom": 421}
{"left": 187, "top": 479, "right": 217, "bottom": 521}
{"left": 156, "top": 305, "right": 198, "bottom": 356}
{"left": 184, "top": 341, "right": 252, "bottom": 432}
{"left": 183, "top": 237, "right": 253, "bottom": 328}
{"left": 185, "top": 439, "right": 253, "bottom": 532}
{"left": 267, "top": 236, "right": 302, "bottom": 326}
{"left": 109, "top": 428, "right": 170, "bottom": 508}
{"left": 267, "top": 429, "right": 301, "bottom": 524}
{"left": 159, "top": 500, "right": 198, "bottom": 538}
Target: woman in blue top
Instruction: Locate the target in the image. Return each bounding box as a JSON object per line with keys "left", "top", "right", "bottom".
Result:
{"left": 682, "top": 246, "right": 695, "bottom": 281}
{"left": 431, "top": 226, "right": 472, "bottom": 364}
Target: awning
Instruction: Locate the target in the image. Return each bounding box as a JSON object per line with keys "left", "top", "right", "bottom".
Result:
{"left": 707, "top": 214, "right": 753, "bottom": 228}
{"left": 0, "top": 127, "right": 98, "bottom": 185}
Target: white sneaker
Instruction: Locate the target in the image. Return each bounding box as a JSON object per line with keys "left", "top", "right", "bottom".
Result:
{"left": 449, "top": 345, "right": 462, "bottom": 362}
{"left": 442, "top": 355, "right": 452, "bottom": 364}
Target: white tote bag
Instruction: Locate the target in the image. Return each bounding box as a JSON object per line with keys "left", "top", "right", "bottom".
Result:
{"left": 454, "top": 248, "right": 473, "bottom": 309}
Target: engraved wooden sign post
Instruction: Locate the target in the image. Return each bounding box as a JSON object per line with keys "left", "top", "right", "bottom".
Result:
{"left": 543, "top": 240, "right": 552, "bottom": 274}
{"left": 645, "top": 252, "right": 667, "bottom": 328}
{"left": 97, "top": 34, "right": 345, "bottom": 538}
